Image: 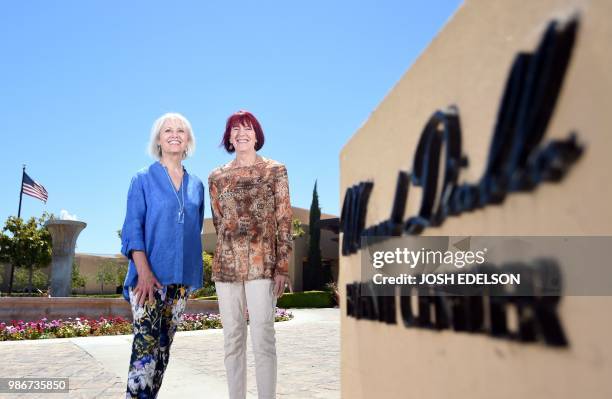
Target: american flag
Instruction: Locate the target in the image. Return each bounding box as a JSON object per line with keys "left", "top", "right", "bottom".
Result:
{"left": 22, "top": 172, "right": 48, "bottom": 203}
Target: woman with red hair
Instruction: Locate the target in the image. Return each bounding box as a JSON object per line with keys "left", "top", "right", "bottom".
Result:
{"left": 208, "top": 110, "right": 293, "bottom": 399}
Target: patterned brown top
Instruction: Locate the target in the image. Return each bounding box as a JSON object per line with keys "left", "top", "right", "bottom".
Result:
{"left": 208, "top": 155, "right": 293, "bottom": 282}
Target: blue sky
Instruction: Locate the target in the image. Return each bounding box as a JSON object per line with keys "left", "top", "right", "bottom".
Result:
{"left": 0, "top": 1, "right": 462, "bottom": 254}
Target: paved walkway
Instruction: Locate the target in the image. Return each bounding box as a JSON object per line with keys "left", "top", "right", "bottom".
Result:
{"left": 0, "top": 308, "right": 340, "bottom": 398}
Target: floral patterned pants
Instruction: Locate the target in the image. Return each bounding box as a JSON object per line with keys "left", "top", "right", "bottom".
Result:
{"left": 125, "top": 284, "right": 188, "bottom": 399}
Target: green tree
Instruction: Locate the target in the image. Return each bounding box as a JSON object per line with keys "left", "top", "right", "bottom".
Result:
{"left": 115, "top": 262, "right": 128, "bottom": 291}
{"left": 96, "top": 261, "right": 117, "bottom": 293}
{"left": 202, "top": 251, "right": 213, "bottom": 284}
{"left": 292, "top": 218, "right": 305, "bottom": 239}
{"left": 201, "top": 251, "right": 216, "bottom": 296}
{"left": 13, "top": 267, "right": 49, "bottom": 293}
{"left": 71, "top": 260, "right": 87, "bottom": 294}
{"left": 0, "top": 212, "right": 53, "bottom": 294}
{"left": 305, "top": 181, "right": 323, "bottom": 290}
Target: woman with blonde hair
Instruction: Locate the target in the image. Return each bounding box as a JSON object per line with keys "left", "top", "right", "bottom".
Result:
{"left": 121, "top": 112, "right": 205, "bottom": 398}
{"left": 208, "top": 110, "right": 293, "bottom": 399}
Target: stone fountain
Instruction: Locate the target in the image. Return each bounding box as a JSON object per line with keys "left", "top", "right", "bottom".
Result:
{"left": 45, "top": 220, "right": 86, "bottom": 297}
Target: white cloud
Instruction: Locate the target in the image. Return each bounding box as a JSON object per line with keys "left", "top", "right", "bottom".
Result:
{"left": 59, "top": 210, "right": 78, "bottom": 221}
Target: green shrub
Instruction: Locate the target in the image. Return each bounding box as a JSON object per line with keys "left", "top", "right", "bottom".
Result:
{"left": 192, "top": 290, "right": 334, "bottom": 308}
{"left": 277, "top": 291, "right": 334, "bottom": 308}
{"left": 189, "top": 285, "right": 217, "bottom": 299}
{"left": 193, "top": 295, "right": 218, "bottom": 300}
{"left": 201, "top": 251, "right": 216, "bottom": 295}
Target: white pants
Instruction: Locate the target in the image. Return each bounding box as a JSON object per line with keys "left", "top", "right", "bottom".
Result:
{"left": 215, "top": 279, "right": 278, "bottom": 399}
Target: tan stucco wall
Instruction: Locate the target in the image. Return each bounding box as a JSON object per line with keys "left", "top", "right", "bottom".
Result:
{"left": 75, "top": 254, "right": 126, "bottom": 294}
{"left": 340, "top": 0, "right": 612, "bottom": 398}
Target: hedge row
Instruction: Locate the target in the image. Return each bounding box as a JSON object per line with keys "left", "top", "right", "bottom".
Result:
{"left": 197, "top": 290, "right": 335, "bottom": 308}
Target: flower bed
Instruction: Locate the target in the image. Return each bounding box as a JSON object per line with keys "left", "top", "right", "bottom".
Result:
{"left": 0, "top": 316, "right": 132, "bottom": 340}
{"left": 0, "top": 308, "right": 293, "bottom": 341}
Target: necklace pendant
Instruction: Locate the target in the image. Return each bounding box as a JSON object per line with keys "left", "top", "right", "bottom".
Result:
{"left": 178, "top": 209, "right": 184, "bottom": 224}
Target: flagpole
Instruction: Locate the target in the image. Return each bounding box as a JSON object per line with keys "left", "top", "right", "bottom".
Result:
{"left": 10, "top": 164, "right": 25, "bottom": 295}
{"left": 17, "top": 164, "right": 25, "bottom": 219}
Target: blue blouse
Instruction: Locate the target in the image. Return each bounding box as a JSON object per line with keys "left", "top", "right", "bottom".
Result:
{"left": 120, "top": 161, "right": 205, "bottom": 302}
